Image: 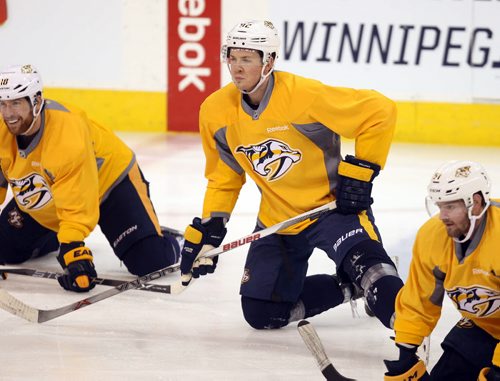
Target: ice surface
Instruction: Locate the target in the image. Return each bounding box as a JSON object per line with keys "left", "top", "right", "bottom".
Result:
{"left": 1, "top": 133, "right": 499, "bottom": 380}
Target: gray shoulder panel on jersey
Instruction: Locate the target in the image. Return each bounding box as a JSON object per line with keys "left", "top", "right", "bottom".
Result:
{"left": 491, "top": 200, "right": 500, "bottom": 208}
{"left": 214, "top": 127, "right": 244, "bottom": 175}
{"left": 430, "top": 266, "right": 446, "bottom": 306}
{"left": 0, "top": 169, "right": 7, "bottom": 188}
{"left": 44, "top": 99, "right": 69, "bottom": 112}
{"left": 241, "top": 74, "right": 275, "bottom": 120}
{"left": 292, "top": 122, "right": 341, "bottom": 193}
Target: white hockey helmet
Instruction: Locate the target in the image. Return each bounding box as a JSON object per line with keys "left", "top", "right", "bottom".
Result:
{"left": 221, "top": 20, "right": 280, "bottom": 65}
{"left": 0, "top": 64, "right": 43, "bottom": 107}
{"left": 427, "top": 160, "right": 491, "bottom": 208}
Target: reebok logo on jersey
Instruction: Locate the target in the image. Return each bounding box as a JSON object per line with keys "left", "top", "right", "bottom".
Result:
{"left": 448, "top": 285, "right": 499, "bottom": 317}
{"left": 236, "top": 139, "right": 302, "bottom": 181}
{"left": 266, "top": 125, "right": 289, "bottom": 133}
{"left": 333, "top": 228, "right": 363, "bottom": 251}
{"left": 10, "top": 173, "right": 52, "bottom": 210}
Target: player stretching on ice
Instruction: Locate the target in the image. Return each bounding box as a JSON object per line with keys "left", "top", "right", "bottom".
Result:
{"left": 0, "top": 64, "right": 182, "bottom": 292}
{"left": 179, "top": 20, "right": 403, "bottom": 331}
{"left": 384, "top": 160, "right": 499, "bottom": 381}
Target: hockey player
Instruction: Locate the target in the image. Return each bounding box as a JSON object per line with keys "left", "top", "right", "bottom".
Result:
{"left": 384, "top": 161, "right": 499, "bottom": 381}
{"left": 179, "top": 20, "right": 403, "bottom": 331}
{"left": 0, "top": 64, "right": 182, "bottom": 292}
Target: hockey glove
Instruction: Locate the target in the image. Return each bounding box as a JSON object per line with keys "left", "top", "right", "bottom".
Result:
{"left": 336, "top": 155, "right": 380, "bottom": 215}
{"left": 384, "top": 343, "right": 430, "bottom": 381}
{"left": 180, "top": 217, "right": 227, "bottom": 286}
{"left": 57, "top": 241, "right": 97, "bottom": 293}
{"left": 479, "top": 366, "right": 500, "bottom": 381}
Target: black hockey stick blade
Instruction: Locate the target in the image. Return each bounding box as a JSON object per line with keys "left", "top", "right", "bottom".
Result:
{"left": 297, "top": 320, "right": 356, "bottom": 381}
{"left": 0, "top": 267, "right": 174, "bottom": 294}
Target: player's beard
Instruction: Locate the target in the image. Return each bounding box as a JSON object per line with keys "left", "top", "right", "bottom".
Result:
{"left": 6, "top": 115, "right": 33, "bottom": 136}
{"left": 443, "top": 218, "right": 471, "bottom": 239}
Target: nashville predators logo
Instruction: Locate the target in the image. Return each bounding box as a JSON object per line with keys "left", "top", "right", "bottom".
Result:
{"left": 455, "top": 165, "right": 471, "bottom": 178}
{"left": 236, "top": 139, "right": 302, "bottom": 181}
{"left": 10, "top": 173, "right": 52, "bottom": 210}
{"left": 241, "top": 268, "right": 250, "bottom": 284}
{"left": 447, "top": 285, "right": 499, "bottom": 317}
{"left": 7, "top": 208, "right": 23, "bottom": 228}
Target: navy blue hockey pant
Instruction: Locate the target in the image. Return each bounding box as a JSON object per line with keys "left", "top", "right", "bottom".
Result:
{"left": 0, "top": 163, "right": 179, "bottom": 276}
{"left": 240, "top": 209, "right": 402, "bottom": 329}
{"left": 430, "top": 317, "right": 498, "bottom": 380}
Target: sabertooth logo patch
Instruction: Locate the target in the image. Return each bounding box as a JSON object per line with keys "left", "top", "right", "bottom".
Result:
{"left": 455, "top": 165, "right": 471, "bottom": 178}
{"left": 236, "top": 139, "right": 302, "bottom": 181}
{"left": 7, "top": 208, "right": 23, "bottom": 228}
{"left": 10, "top": 173, "right": 52, "bottom": 210}
{"left": 448, "top": 285, "right": 499, "bottom": 317}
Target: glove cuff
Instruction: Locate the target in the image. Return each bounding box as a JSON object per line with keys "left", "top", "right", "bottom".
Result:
{"left": 339, "top": 155, "right": 381, "bottom": 182}
{"left": 57, "top": 241, "right": 93, "bottom": 268}
{"left": 384, "top": 360, "right": 427, "bottom": 381}
{"left": 185, "top": 225, "right": 203, "bottom": 245}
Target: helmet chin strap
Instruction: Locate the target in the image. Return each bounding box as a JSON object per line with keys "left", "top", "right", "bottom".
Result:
{"left": 21, "top": 98, "right": 44, "bottom": 136}
{"left": 231, "top": 60, "right": 274, "bottom": 95}
{"left": 453, "top": 201, "right": 490, "bottom": 243}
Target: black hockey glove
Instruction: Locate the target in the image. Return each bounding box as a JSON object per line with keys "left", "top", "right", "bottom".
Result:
{"left": 180, "top": 217, "right": 227, "bottom": 286}
{"left": 335, "top": 155, "right": 380, "bottom": 215}
{"left": 57, "top": 241, "right": 97, "bottom": 293}
{"left": 384, "top": 343, "right": 429, "bottom": 380}
{"left": 479, "top": 366, "right": 500, "bottom": 381}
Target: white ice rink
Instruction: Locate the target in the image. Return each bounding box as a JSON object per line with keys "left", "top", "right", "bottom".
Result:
{"left": 1, "top": 133, "right": 499, "bottom": 381}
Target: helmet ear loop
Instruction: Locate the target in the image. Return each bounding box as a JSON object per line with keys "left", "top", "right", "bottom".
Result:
{"left": 21, "top": 95, "right": 45, "bottom": 136}
{"left": 425, "top": 196, "right": 435, "bottom": 217}
{"left": 240, "top": 58, "right": 275, "bottom": 95}
{"left": 453, "top": 200, "right": 490, "bottom": 243}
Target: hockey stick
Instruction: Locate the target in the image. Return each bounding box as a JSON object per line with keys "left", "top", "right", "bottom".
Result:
{"left": 297, "top": 320, "right": 356, "bottom": 381}
{"left": 0, "top": 262, "right": 184, "bottom": 323}
{"left": 0, "top": 268, "right": 173, "bottom": 294}
{"left": 0, "top": 201, "right": 336, "bottom": 323}
{"left": 166, "top": 200, "right": 338, "bottom": 294}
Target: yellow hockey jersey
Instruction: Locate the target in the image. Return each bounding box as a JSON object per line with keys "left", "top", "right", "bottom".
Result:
{"left": 394, "top": 200, "right": 500, "bottom": 366}
{"left": 199, "top": 71, "right": 396, "bottom": 233}
{"left": 0, "top": 99, "right": 134, "bottom": 244}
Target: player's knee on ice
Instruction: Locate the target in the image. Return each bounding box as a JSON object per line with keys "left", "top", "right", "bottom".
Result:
{"left": 121, "top": 234, "right": 180, "bottom": 276}
{"left": 241, "top": 296, "right": 295, "bottom": 329}
{"left": 340, "top": 240, "right": 404, "bottom": 329}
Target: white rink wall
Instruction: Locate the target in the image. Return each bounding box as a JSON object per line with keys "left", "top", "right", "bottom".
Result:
{"left": 1, "top": 0, "right": 498, "bottom": 100}
{"left": 0, "top": 0, "right": 499, "bottom": 141}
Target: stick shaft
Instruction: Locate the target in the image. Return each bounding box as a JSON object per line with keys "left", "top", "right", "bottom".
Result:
{"left": 0, "top": 201, "right": 336, "bottom": 323}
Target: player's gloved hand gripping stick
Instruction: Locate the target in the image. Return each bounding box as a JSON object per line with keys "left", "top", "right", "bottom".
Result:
{"left": 0, "top": 201, "right": 336, "bottom": 323}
